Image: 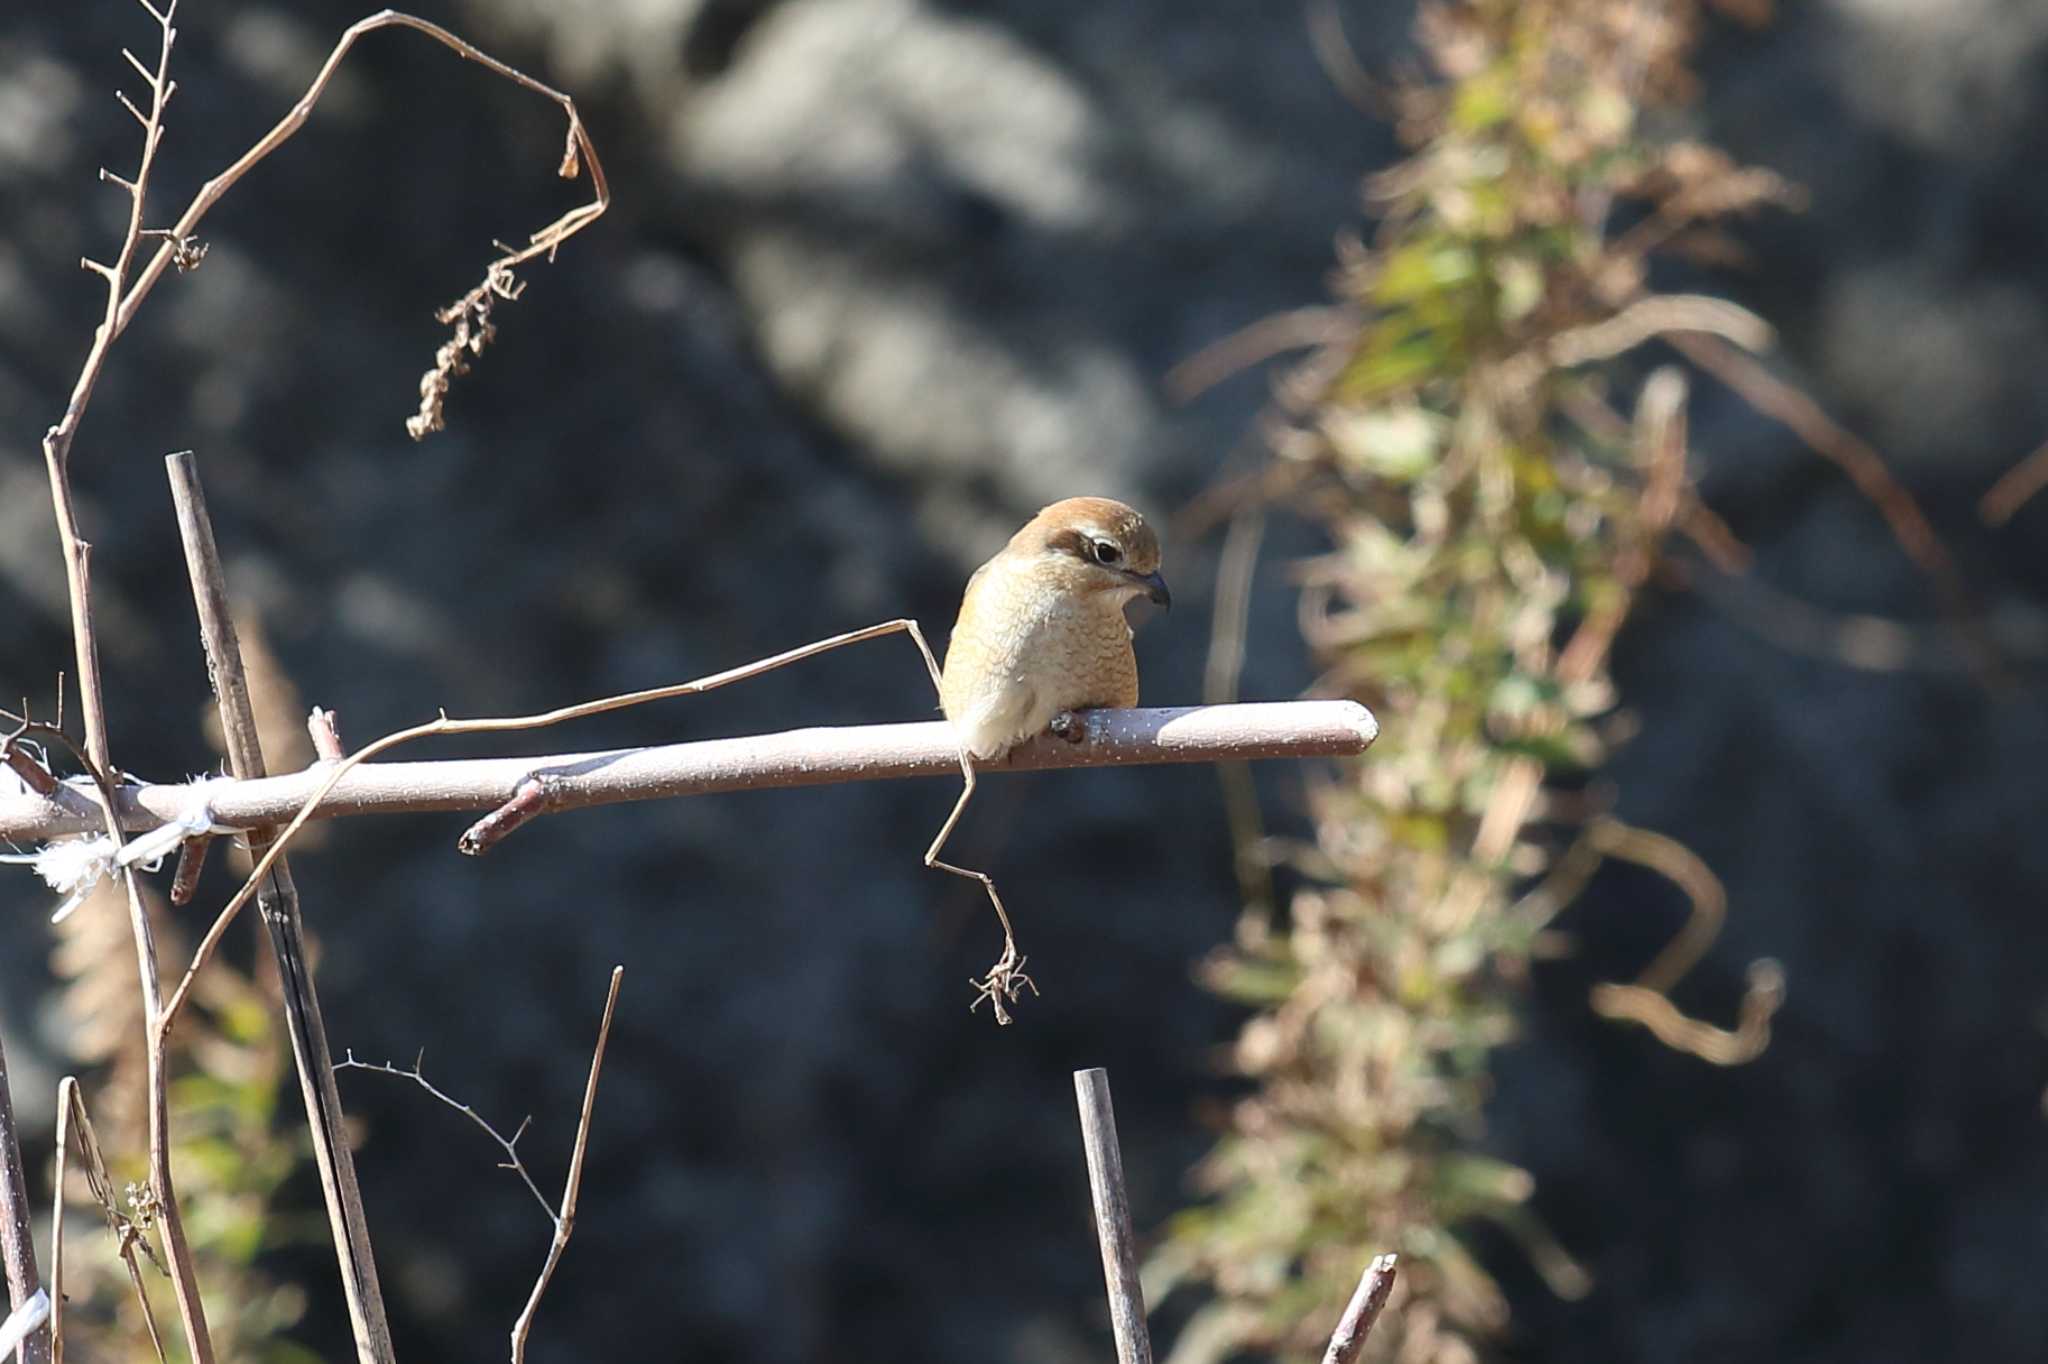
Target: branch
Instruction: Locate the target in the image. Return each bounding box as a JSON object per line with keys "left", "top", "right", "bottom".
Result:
{"left": 50, "top": 1077, "right": 168, "bottom": 1364}
{"left": 0, "top": 1036, "right": 49, "bottom": 1364}
{"left": 36, "top": 10, "right": 608, "bottom": 1360}
{"left": 1671, "top": 332, "right": 2002, "bottom": 680}
{"left": 1590, "top": 958, "right": 1786, "bottom": 1065}
{"left": 1319, "top": 1254, "right": 1398, "bottom": 1364}
{"left": 510, "top": 967, "right": 621, "bottom": 1364}
{"left": 333, "top": 968, "right": 623, "bottom": 1364}
{"left": 333, "top": 1054, "right": 554, "bottom": 1224}
{"left": 38, "top": 1, "right": 212, "bottom": 1351}
{"left": 165, "top": 452, "right": 394, "bottom": 1364}
{"left": 1981, "top": 436, "right": 2048, "bottom": 525}
{"left": 1073, "top": 1068, "right": 1152, "bottom": 1364}
{"left": 61, "top": 10, "right": 607, "bottom": 450}
{"left": 0, "top": 702, "right": 1379, "bottom": 843}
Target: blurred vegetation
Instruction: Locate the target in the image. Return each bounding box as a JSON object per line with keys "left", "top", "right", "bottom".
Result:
{"left": 50, "top": 885, "right": 318, "bottom": 1364}
{"left": 1152, "top": 3, "right": 1794, "bottom": 1360}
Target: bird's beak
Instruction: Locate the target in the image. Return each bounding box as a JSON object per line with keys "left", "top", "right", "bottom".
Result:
{"left": 1135, "top": 570, "right": 1171, "bottom": 610}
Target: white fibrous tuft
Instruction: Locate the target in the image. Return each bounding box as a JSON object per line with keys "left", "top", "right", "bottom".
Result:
{"left": 0, "top": 835, "right": 117, "bottom": 923}
{"left": 0, "top": 798, "right": 224, "bottom": 923}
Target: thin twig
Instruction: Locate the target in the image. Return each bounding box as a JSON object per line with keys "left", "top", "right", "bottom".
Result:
{"left": 78, "top": 11, "right": 608, "bottom": 445}
{"left": 1306, "top": 0, "right": 1393, "bottom": 118}
{"left": 165, "top": 451, "right": 394, "bottom": 1364}
{"left": 1586, "top": 817, "right": 1726, "bottom": 997}
{"left": 1575, "top": 815, "right": 1785, "bottom": 1064}
{"left": 1672, "top": 333, "right": 1953, "bottom": 582}
{"left": 0, "top": 1035, "right": 49, "bottom": 1364}
{"left": 457, "top": 775, "right": 556, "bottom": 856}
{"left": 0, "top": 701, "right": 1380, "bottom": 843}
{"left": 47, "top": 1093, "right": 65, "bottom": 1364}
{"left": 51, "top": 1078, "right": 168, "bottom": 1364}
{"left": 510, "top": 966, "right": 622, "bottom": 1364}
{"left": 1671, "top": 332, "right": 2001, "bottom": 680}
{"left": 333, "top": 1055, "right": 554, "bottom": 1223}
{"left": 1073, "top": 1068, "right": 1152, "bottom": 1364}
{"left": 0, "top": 727, "right": 59, "bottom": 798}
{"left": 37, "top": 0, "right": 212, "bottom": 1345}
{"left": 1545, "top": 293, "right": 1771, "bottom": 369}
{"left": 1319, "top": 1254, "right": 1398, "bottom": 1364}
{"left": 41, "top": 6, "right": 608, "bottom": 1356}
{"left": 331, "top": 968, "right": 621, "bottom": 1358}
{"left": 165, "top": 836, "right": 210, "bottom": 906}
{"left": 1981, "top": 437, "right": 2048, "bottom": 525}
{"left": 1205, "top": 507, "right": 1277, "bottom": 918}
{"left": 334, "top": 978, "right": 626, "bottom": 1359}
{"left": 1166, "top": 307, "right": 1355, "bottom": 403}
{"left": 36, "top": 39, "right": 591, "bottom": 1294}
{"left": 1590, "top": 959, "right": 1785, "bottom": 1064}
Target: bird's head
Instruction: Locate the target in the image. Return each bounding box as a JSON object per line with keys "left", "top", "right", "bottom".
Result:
{"left": 1010, "top": 496, "right": 1170, "bottom": 611}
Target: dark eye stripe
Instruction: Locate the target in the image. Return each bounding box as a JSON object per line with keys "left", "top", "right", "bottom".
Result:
{"left": 1047, "top": 527, "right": 1089, "bottom": 559}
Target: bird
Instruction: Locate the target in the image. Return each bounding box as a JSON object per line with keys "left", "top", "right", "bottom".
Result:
{"left": 939, "top": 496, "right": 1170, "bottom": 763}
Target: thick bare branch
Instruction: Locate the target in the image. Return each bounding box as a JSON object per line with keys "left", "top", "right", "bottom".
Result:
{"left": 0, "top": 701, "right": 1378, "bottom": 843}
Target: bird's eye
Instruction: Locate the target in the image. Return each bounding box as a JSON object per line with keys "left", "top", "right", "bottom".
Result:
{"left": 1092, "top": 540, "right": 1123, "bottom": 567}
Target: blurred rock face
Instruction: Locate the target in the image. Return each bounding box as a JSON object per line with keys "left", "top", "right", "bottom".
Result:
{"left": 4, "top": 3, "right": 2047, "bottom": 1363}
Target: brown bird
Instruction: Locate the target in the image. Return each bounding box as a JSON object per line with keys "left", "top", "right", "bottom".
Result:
{"left": 940, "top": 496, "right": 1170, "bottom": 762}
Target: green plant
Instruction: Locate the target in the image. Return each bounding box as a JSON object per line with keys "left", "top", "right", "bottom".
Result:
{"left": 1153, "top": 3, "right": 1791, "bottom": 1359}
{"left": 53, "top": 824, "right": 319, "bottom": 1363}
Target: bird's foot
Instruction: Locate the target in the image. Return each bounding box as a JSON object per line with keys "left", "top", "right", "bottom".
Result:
{"left": 1047, "top": 710, "right": 1089, "bottom": 744}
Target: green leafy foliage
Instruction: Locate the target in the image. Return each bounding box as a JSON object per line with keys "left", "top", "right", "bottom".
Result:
{"left": 1154, "top": 3, "right": 1790, "bottom": 1360}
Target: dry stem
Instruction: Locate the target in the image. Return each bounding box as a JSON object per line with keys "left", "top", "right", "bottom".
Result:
{"left": 1981, "top": 437, "right": 2048, "bottom": 526}
{"left": 1319, "top": 1254, "right": 1398, "bottom": 1364}
{"left": 166, "top": 452, "right": 393, "bottom": 1363}
{"left": 510, "top": 967, "right": 622, "bottom": 1363}
{"left": 1670, "top": 332, "right": 2001, "bottom": 680}
{"left": 1073, "top": 1069, "right": 1152, "bottom": 1364}
{"left": 39, "top": 3, "right": 213, "bottom": 1351}
{"left": 38, "top": 5, "right": 611, "bottom": 1358}
{"left": 50, "top": 1077, "right": 168, "bottom": 1364}
{"left": 334, "top": 968, "right": 624, "bottom": 1364}
{"left": 333, "top": 1054, "right": 555, "bottom": 1223}
{"left": 0, "top": 1035, "right": 49, "bottom": 1364}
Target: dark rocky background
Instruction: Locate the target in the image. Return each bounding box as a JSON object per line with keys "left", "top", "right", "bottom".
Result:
{"left": 4, "top": 2, "right": 2047, "bottom": 1361}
